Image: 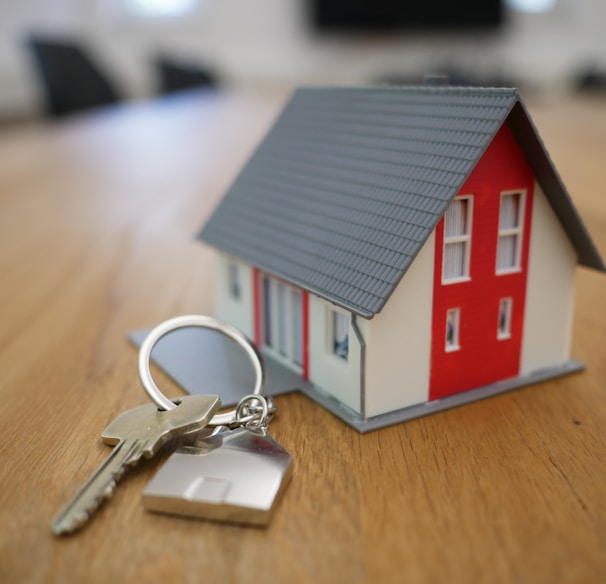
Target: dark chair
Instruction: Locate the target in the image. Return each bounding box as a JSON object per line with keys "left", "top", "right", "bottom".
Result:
{"left": 153, "top": 55, "right": 218, "bottom": 95}
{"left": 26, "top": 36, "right": 121, "bottom": 117}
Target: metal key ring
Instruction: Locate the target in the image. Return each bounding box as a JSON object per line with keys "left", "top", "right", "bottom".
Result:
{"left": 138, "top": 314, "right": 266, "bottom": 428}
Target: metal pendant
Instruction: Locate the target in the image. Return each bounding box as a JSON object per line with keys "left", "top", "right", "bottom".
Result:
{"left": 143, "top": 427, "right": 292, "bottom": 526}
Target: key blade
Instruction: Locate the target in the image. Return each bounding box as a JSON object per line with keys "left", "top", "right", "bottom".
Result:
{"left": 52, "top": 439, "right": 143, "bottom": 535}
{"left": 52, "top": 395, "right": 221, "bottom": 536}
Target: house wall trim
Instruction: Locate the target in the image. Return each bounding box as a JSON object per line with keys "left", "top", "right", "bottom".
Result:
{"left": 351, "top": 314, "right": 366, "bottom": 418}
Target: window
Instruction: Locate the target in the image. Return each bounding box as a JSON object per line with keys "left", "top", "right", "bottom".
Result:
{"left": 505, "top": 0, "right": 556, "bottom": 13}
{"left": 443, "top": 197, "right": 473, "bottom": 282}
{"left": 227, "top": 262, "right": 241, "bottom": 300}
{"left": 445, "top": 308, "right": 461, "bottom": 351}
{"left": 125, "top": 0, "right": 198, "bottom": 18}
{"left": 497, "top": 298, "right": 513, "bottom": 339}
{"left": 98, "top": 0, "right": 201, "bottom": 25}
{"left": 277, "top": 283, "right": 287, "bottom": 354}
{"left": 497, "top": 192, "right": 525, "bottom": 273}
{"left": 262, "top": 277, "right": 272, "bottom": 347}
{"left": 261, "top": 275, "right": 303, "bottom": 368}
{"left": 330, "top": 310, "right": 349, "bottom": 361}
{"left": 291, "top": 291, "right": 303, "bottom": 366}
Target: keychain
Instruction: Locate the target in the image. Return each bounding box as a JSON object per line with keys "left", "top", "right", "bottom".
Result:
{"left": 137, "top": 315, "right": 293, "bottom": 526}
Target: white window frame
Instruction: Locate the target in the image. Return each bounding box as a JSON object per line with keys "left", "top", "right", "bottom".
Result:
{"left": 445, "top": 308, "right": 461, "bottom": 352}
{"left": 327, "top": 308, "right": 349, "bottom": 362}
{"left": 442, "top": 196, "right": 473, "bottom": 284}
{"left": 496, "top": 190, "right": 526, "bottom": 275}
{"left": 260, "top": 274, "right": 303, "bottom": 371}
{"left": 497, "top": 297, "right": 513, "bottom": 340}
{"left": 227, "top": 261, "right": 241, "bottom": 301}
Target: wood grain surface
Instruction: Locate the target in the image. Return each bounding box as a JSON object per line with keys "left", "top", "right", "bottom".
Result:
{"left": 0, "top": 89, "right": 604, "bottom": 584}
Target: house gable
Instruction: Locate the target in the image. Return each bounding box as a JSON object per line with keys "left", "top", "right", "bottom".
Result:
{"left": 505, "top": 101, "right": 603, "bottom": 271}
{"left": 429, "top": 123, "right": 535, "bottom": 399}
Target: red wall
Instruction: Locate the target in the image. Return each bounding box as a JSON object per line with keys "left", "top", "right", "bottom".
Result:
{"left": 429, "top": 124, "right": 535, "bottom": 400}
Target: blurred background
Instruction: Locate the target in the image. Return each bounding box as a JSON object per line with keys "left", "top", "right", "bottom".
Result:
{"left": 1, "top": 0, "right": 605, "bottom": 124}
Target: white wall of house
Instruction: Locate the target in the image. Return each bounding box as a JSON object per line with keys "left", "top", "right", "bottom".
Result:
{"left": 308, "top": 297, "right": 363, "bottom": 414}
{"left": 215, "top": 253, "right": 254, "bottom": 339}
{"left": 364, "top": 233, "right": 436, "bottom": 417}
{"left": 520, "top": 183, "right": 577, "bottom": 374}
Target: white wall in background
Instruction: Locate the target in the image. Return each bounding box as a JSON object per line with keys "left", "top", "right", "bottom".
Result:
{"left": 1, "top": 0, "right": 605, "bottom": 118}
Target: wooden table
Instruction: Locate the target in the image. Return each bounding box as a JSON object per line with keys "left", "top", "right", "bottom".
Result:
{"left": 1, "top": 89, "right": 605, "bottom": 583}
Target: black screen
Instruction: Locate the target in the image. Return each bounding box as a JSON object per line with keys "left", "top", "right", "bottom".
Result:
{"left": 310, "top": 0, "right": 503, "bottom": 31}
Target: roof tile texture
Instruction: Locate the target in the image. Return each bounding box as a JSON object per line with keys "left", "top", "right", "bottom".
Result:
{"left": 200, "top": 87, "right": 518, "bottom": 316}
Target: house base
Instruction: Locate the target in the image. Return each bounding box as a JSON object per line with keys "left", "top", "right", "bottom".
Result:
{"left": 129, "top": 328, "right": 584, "bottom": 433}
{"left": 286, "top": 359, "right": 585, "bottom": 433}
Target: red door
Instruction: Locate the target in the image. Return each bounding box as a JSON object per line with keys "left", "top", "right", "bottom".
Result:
{"left": 429, "top": 124, "right": 535, "bottom": 400}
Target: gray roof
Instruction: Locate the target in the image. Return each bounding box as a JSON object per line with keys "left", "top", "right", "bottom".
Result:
{"left": 199, "top": 86, "right": 604, "bottom": 318}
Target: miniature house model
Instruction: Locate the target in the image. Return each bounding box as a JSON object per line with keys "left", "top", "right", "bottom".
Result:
{"left": 199, "top": 86, "right": 604, "bottom": 432}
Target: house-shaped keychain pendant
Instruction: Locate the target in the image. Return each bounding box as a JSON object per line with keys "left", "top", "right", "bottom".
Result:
{"left": 143, "top": 428, "right": 293, "bottom": 525}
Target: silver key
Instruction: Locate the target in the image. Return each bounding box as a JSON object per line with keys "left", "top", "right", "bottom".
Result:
{"left": 52, "top": 394, "right": 221, "bottom": 535}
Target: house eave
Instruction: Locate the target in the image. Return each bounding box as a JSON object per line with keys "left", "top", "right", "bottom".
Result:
{"left": 506, "top": 100, "right": 606, "bottom": 272}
